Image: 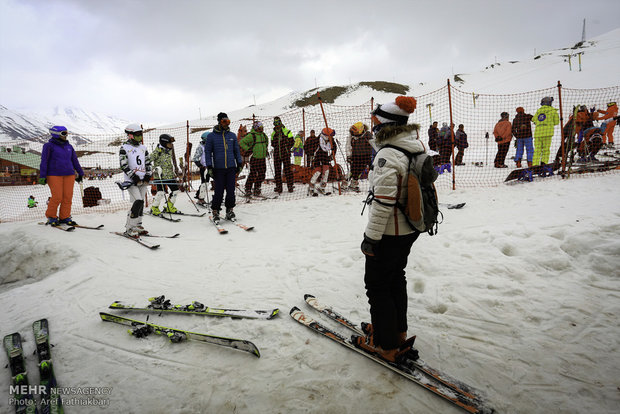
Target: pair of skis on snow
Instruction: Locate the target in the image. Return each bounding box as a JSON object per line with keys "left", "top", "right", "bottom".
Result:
{"left": 38, "top": 222, "right": 175, "bottom": 250}
{"left": 4, "top": 319, "right": 63, "bottom": 414}
{"left": 291, "top": 295, "right": 494, "bottom": 414}
{"left": 102, "top": 295, "right": 280, "bottom": 358}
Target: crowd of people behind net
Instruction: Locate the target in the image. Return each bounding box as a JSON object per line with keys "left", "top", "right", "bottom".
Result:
{"left": 18, "top": 89, "right": 619, "bottom": 230}
{"left": 428, "top": 98, "right": 618, "bottom": 173}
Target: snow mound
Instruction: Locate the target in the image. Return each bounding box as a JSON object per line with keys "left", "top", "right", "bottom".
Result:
{"left": 0, "top": 230, "right": 78, "bottom": 290}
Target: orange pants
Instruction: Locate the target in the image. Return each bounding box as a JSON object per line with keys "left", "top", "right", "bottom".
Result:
{"left": 45, "top": 175, "right": 75, "bottom": 220}
{"left": 603, "top": 120, "right": 616, "bottom": 144}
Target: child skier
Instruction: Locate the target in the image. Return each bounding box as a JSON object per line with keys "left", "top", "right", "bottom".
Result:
{"left": 27, "top": 195, "right": 38, "bottom": 208}
{"left": 308, "top": 128, "right": 335, "bottom": 196}
{"left": 346, "top": 122, "right": 372, "bottom": 191}
{"left": 292, "top": 130, "right": 304, "bottom": 166}
{"left": 119, "top": 123, "right": 152, "bottom": 236}
{"left": 192, "top": 132, "right": 210, "bottom": 206}
{"left": 150, "top": 134, "right": 181, "bottom": 215}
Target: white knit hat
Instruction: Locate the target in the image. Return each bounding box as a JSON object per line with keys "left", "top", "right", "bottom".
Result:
{"left": 372, "top": 96, "right": 417, "bottom": 125}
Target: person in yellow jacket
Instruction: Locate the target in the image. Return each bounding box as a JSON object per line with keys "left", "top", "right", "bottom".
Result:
{"left": 532, "top": 96, "right": 559, "bottom": 166}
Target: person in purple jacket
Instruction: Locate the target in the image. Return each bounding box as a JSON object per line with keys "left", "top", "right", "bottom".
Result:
{"left": 39, "top": 126, "right": 84, "bottom": 226}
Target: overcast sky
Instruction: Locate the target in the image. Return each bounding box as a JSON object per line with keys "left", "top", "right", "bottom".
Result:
{"left": 1, "top": 0, "right": 619, "bottom": 124}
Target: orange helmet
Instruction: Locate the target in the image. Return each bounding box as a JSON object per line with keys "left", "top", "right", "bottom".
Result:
{"left": 322, "top": 128, "right": 335, "bottom": 137}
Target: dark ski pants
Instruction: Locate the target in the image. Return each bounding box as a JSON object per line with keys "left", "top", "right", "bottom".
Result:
{"left": 273, "top": 155, "right": 293, "bottom": 191}
{"left": 494, "top": 142, "right": 511, "bottom": 167}
{"left": 246, "top": 157, "right": 266, "bottom": 193}
{"left": 211, "top": 167, "right": 237, "bottom": 211}
{"left": 364, "top": 232, "right": 419, "bottom": 350}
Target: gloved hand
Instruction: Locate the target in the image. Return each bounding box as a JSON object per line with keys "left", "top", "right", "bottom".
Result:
{"left": 131, "top": 174, "right": 141, "bottom": 185}
{"left": 76, "top": 175, "right": 83, "bottom": 183}
{"left": 590, "top": 106, "right": 596, "bottom": 113}
{"left": 143, "top": 174, "right": 152, "bottom": 182}
{"left": 360, "top": 234, "right": 380, "bottom": 257}
{"left": 207, "top": 168, "right": 214, "bottom": 178}
{"left": 237, "top": 165, "right": 244, "bottom": 175}
{"left": 38, "top": 177, "right": 47, "bottom": 185}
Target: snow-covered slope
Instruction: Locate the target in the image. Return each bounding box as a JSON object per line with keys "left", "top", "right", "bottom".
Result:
{"left": 0, "top": 174, "right": 619, "bottom": 413}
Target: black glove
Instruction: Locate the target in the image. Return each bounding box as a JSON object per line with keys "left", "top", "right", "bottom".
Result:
{"left": 131, "top": 174, "right": 140, "bottom": 185}
{"left": 361, "top": 234, "right": 380, "bottom": 257}
{"left": 590, "top": 106, "right": 596, "bottom": 113}
{"left": 76, "top": 175, "right": 83, "bottom": 183}
{"left": 143, "top": 174, "right": 152, "bottom": 182}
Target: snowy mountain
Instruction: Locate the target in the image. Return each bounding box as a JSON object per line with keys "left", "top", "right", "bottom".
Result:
{"left": 0, "top": 105, "right": 130, "bottom": 145}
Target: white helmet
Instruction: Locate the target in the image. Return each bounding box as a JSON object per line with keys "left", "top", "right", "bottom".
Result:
{"left": 125, "top": 123, "right": 142, "bottom": 134}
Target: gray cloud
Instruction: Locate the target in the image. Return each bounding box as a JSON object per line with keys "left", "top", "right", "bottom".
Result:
{"left": 1, "top": 0, "right": 619, "bottom": 124}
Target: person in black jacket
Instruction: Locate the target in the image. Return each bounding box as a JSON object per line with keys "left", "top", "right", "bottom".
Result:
{"left": 427, "top": 121, "right": 438, "bottom": 152}
{"left": 454, "top": 124, "right": 468, "bottom": 166}
{"left": 512, "top": 107, "right": 534, "bottom": 168}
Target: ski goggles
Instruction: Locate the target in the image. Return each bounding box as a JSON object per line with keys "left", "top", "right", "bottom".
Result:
{"left": 59, "top": 131, "right": 68, "bottom": 136}
{"left": 131, "top": 131, "right": 143, "bottom": 137}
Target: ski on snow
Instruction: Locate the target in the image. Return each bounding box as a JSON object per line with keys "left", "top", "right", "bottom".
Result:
{"left": 293, "top": 295, "right": 495, "bottom": 414}
{"left": 440, "top": 202, "right": 466, "bottom": 209}
{"left": 223, "top": 218, "right": 254, "bottom": 231}
{"left": 142, "top": 233, "right": 180, "bottom": 239}
{"left": 109, "top": 295, "right": 279, "bottom": 319}
{"left": 209, "top": 216, "right": 228, "bottom": 234}
{"left": 111, "top": 232, "right": 160, "bottom": 249}
{"left": 71, "top": 224, "right": 104, "bottom": 230}
{"left": 37, "top": 222, "right": 74, "bottom": 232}
{"left": 32, "top": 319, "right": 64, "bottom": 414}
{"left": 3, "top": 332, "right": 38, "bottom": 414}
{"left": 99, "top": 312, "right": 260, "bottom": 358}
{"left": 303, "top": 295, "right": 485, "bottom": 402}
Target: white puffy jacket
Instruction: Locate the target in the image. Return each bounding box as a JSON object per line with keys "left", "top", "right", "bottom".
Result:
{"left": 364, "top": 124, "right": 425, "bottom": 240}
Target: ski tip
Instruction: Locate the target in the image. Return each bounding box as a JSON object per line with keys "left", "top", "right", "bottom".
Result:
{"left": 303, "top": 294, "right": 315, "bottom": 301}
{"left": 289, "top": 306, "right": 301, "bottom": 315}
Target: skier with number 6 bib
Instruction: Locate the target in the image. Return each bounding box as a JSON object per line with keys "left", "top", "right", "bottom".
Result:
{"left": 119, "top": 123, "right": 152, "bottom": 236}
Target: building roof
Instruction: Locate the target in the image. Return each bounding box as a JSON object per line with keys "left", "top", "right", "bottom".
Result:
{"left": 0, "top": 150, "right": 41, "bottom": 170}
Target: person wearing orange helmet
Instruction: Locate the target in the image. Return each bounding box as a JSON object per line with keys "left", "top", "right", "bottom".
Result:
{"left": 346, "top": 122, "right": 373, "bottom": 191}
{"left": 308, "top": 127, "right": 335, "bottom": 196}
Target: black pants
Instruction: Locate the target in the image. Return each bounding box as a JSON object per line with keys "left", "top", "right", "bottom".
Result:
{"left": 273, "top": 155, "right": 293, "bottom": 191}
{"left": 245, "top": 157, "right": 266, "bottom": 193}
{"left": 364, "top": 232, "right": 419, "bottom": 350}
{"left": 494, "top": 142, "right": 510, "bottom": 166}
{"left": 211, "top": 167, "right": 236, "bottom": 211}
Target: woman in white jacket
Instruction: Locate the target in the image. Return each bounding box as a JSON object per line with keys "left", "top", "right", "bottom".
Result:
{"left": 356, "top": 96, "right": 423, "bottom": 362}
